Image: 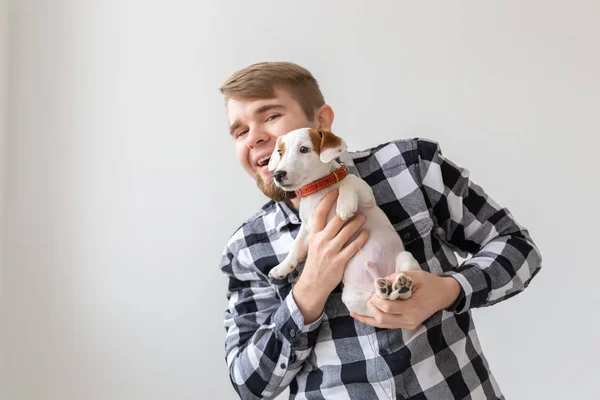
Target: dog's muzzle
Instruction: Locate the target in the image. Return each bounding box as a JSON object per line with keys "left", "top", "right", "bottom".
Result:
{"left": 273, "top": 170, "right": 287, "bottom": 183}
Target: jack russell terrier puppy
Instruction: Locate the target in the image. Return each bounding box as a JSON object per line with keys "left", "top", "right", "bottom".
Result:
{"left": 267, "top": 127, "right": 420, "bottom": 317}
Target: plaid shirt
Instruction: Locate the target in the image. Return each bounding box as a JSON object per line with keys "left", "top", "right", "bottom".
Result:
{"left": 220, "top": 138, "right": 542, "bottom": 400}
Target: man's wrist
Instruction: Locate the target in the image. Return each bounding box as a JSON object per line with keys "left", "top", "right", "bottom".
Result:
{"left": 292, "top": 278, "right": 328, "bottom": 324}
{"left": 440, "top": 276, "right": 462, "bottom": 310}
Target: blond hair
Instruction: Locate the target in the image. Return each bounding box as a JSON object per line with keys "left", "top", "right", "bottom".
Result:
{"left": 220, "top": 62, "right": 325, "bottom": 120}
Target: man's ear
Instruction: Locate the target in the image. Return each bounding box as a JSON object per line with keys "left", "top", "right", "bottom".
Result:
{"left": 316, "top": 104, "right": 334, "bottom": 131}
{"left": 318, "top": 129, "right": 347, "bottom": 163}
{"left": 268, "top": 137, "right": 282, "bottom": 171}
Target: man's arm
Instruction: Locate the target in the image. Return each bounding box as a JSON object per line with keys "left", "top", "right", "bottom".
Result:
{"left": 221, "top": 191, "right": 370, "bottom": 398}
{"left": 418, "top": 139, "right": 543, "bottom": 313}
{"left": 221, "top": 248, "right": 323, "bottom": 400}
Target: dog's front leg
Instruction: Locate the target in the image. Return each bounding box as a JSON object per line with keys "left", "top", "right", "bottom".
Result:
{"left": 352, "top": 176, "right": 376, "bottom": 208}
{"left": 268, "top": 224, "right": 309, "bottom": 280}
{"left": 337, "top": 175, "right": 376, "bottom": 220}
{"left": 336, "top": 179, "right": 359, "bottom": 221}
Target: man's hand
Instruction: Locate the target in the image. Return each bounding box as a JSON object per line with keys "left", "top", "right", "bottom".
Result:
{"left": 350, "top": 270, "right": 461, "bottom": 330}
{"left": 293, "top": 190, "right": 370, "bottom": 324}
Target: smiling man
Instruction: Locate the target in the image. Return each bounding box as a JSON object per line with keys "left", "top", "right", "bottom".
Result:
{"left": 219, "top": 62, "right": 542, "bottom": 399}
{"left": 227, "top": 85, "right": 330, "bottom": 203}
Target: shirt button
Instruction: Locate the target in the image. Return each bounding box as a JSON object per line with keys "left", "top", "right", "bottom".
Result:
{"left": 379, "top": 348, "right": 388, "bottom": 356}
{"left": 280, "top": 363, "right": 286, "bottom": 369}
{"left": 290, "top": 329, "right": 296, "bottom": 338}
{"left": 403, "top": 232, "right": 411, "bottom": 240}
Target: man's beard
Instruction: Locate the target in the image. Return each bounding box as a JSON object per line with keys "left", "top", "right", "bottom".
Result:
{"left": 257, "top": 176, "right": 295, "bottom": 202}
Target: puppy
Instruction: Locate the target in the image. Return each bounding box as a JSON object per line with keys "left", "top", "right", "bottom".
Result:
{"left": 267, "top": 128, "right": 420, "bottom": 317}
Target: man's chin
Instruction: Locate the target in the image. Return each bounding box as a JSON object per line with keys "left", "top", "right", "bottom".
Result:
{"left": 257, "top": 177, "right": 295, "bottom": 202}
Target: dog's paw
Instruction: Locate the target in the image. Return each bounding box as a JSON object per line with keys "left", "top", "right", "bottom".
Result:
{"left": 389, "top": 273, "right": 413, "bottom": 300}
{"left": 374, "top": 278, "right": 393, "bottom": 300}
{"left": 336, "top": 197, "right": 358, "bottom": 221}
{"left": 268, "top": 262, "right": 295, "bottom": 280}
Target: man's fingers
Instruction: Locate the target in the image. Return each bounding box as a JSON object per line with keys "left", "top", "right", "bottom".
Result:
{"left": 320, "top": 215, "right": 348, "bottom": 239}
{"left": 350, "top": 301, "right": 415, "bottom": 329}
{"left": 370, "top": 295, "right": 405, "bottom": 315}
{"left": 349, "top": 312, "right": 384, "bottom": 328}
{"left": 349, "top": 311, "right": 412, "bottom": 330}
{"left": 331, "top": 213, "right": 366, "bottom": 249}
{"left": 339, "top": 228, "right": 370, "bottom": 260}
{"left": 311, "top": 190, "right": 339, "bottom": 232}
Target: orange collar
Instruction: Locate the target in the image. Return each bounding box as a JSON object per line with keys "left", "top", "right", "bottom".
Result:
{"left": 294, "top": 164, "right": 348, "bottom": 198}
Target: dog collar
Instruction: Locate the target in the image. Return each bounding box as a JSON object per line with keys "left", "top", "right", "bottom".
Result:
{"left": 294, "top": 164, "right": 348, "bottom": 198}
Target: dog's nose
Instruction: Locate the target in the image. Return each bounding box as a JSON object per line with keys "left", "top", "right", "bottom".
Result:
{"left": 274, "top": 170, "right": 287, "bottom": 182}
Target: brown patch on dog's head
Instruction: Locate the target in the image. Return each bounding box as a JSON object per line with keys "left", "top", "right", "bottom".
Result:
{"left": 318, "top": 129, "right": 342, "bottom": 154}
{"left": 278, "top": 139, "right": 286, "bottom": 157}
{"left": 308, "top": 128, "right": 345, "bottom": 163}
{"left": 308, "top": 129, "right": 322, "bottom": 154}
{"left": 268, "top": 136, "right": 286, "bottom": 171}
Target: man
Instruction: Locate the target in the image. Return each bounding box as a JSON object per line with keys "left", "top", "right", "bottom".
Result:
{"left": 219, "top": 62, "right": 542, "bottom": 399}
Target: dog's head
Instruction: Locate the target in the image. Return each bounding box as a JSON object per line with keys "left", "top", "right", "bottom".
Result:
{"left": 267, "top": 127, "right": 347, "bottom": 191}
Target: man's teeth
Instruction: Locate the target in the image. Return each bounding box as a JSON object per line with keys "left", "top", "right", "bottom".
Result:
{"left": 258, "top": 156, "right": 270, "bottom": 166}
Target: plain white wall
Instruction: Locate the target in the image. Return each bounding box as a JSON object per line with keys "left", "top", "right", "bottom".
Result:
{"left": 0, "top": 0, "right": 6, "bottom": 298}
{"left": 1, "top": 1, "right": 598, "bottom": 399}
{"left": 0, "top": 0, "right": 6, "bottom": 392}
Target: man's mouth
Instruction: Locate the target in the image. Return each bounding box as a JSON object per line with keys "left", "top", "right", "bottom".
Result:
{"left": 257, "top": 155, "right": 270, "bottom": 167}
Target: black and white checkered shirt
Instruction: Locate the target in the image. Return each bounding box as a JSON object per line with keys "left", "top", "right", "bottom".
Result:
{"left": 220, "top": 138, "right": 542, "bottom": 399}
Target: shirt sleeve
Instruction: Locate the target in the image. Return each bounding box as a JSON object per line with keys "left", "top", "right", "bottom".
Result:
{"left": 417, "top": 139, "right": 543, "bottom": 313}
{"left": 220, "top": 247, "right": 323, "bottom": 399}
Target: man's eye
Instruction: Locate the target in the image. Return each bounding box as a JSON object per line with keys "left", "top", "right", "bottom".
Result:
{"left": 236, "top": 130, "right": 248, "bottom": 138}
{"left": 266, "top": 114, "right": 280, "bottom": 122}
{"left": 300, "top": 146, "right": 310, "bottom": 154}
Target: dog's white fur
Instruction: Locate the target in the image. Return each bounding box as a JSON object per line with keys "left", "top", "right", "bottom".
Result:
{"left": 267, "top": 128, "right": 420, "bottom": 317}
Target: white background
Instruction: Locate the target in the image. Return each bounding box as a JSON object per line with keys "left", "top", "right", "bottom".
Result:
{"left": 1, "top": 1, "right": 598, "bottom": 399}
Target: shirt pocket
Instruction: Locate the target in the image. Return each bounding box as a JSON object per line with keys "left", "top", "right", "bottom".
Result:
{"left": 394, "top": 215, "right": 433, "bottom": 246}
{"left": 393, "top": 215, "right": 443, "bottom": 274}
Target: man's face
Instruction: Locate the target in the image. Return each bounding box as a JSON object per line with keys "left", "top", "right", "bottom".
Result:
{"left": 227, "top": 88, "right": 319, "bottom": 201}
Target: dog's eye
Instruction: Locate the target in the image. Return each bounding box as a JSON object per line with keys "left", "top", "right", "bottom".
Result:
{"left": 277, "top": 150, "right": 282, "bottom": 156}
{"left": 300, "top": 146, "right": 310, "bottom": 154}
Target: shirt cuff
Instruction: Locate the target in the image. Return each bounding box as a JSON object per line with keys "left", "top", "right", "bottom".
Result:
{"left": 443, "top": 263, "right": 490, "bottom": 314}
{"left": 301, "top": 311, "right": 325, "bottom": 333}
{"left": 272, "top": 290, "right": 324, "bottom": 351}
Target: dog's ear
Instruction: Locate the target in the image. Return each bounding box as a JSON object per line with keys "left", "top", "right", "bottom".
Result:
{"left": 317, "top": 129, "right": 347, "bottom": 163}
{"left": 268, "top": 137, "right": 283, "bottom": 171}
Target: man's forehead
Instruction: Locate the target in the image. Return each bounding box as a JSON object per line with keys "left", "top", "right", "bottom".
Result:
{"left": 227, "top": 97, "right": 286, "bottom": 123}
{"left": 227, "top": 89, "right": 299, "bottom": 119}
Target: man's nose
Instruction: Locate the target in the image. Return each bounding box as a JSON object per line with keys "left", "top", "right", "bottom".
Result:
{"left": 246, "top": 128, "right": 269, "bottom": 149}
{"left": 273, "top": 170, "right": 287, "bottom": 183}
